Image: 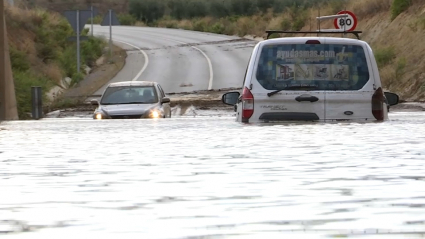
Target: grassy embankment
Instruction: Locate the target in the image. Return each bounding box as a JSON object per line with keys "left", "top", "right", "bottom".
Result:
{"left": 5, "top": 4, "right": 120, "bottom": 119}
{"left": 126, "top": 0, "right": 425, "bottom": 101}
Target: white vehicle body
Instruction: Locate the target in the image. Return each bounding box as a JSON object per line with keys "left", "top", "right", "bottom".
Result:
{"left": 222, "top": 37, "right": 399, "bottom": 123}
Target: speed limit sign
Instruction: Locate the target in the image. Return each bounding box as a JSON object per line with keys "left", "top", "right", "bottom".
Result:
{"left": 333, "top": 10, "right": 357, "bottom": 32}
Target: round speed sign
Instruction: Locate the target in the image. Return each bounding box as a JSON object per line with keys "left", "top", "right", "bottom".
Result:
{"left": 333, "top": 10, "right": 358, "bottom": 32}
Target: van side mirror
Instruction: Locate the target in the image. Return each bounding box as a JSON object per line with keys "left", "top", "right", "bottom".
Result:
{"left": 384, "top": 92, "right": 399, "bottom": 106}
{"left": 222, "top": 92, "right": 240, "bottom": 106}
{"left": 161, "top": 97, "right": 170, "bottom": 104}
{"left": 90, "top": 99, "right": 99, "bottom": 105}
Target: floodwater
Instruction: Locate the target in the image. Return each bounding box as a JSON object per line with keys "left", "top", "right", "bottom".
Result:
{"left": 1, "top": 110, "right": 425, "bottom": 238}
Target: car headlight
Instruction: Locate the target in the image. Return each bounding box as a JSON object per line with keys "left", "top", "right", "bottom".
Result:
{"left": 148, "top": 109, "right": 162, "bottom": 118}
{"left": 95, "top": 113, "right": 103, "bottom": 120}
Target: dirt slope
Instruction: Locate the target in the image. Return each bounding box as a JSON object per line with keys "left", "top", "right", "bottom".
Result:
{"left": 301, "top": 0, "right": 425, "bottom": 101}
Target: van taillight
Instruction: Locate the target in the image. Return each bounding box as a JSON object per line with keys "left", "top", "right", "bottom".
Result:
{"left": 242, "top": 87, "right": 254, "bottom": 122}
{"left": 372, "top": 87, "right": 385, "bottom": 121}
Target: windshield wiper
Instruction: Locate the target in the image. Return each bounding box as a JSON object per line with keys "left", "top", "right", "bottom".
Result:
{"left": 267, "top": 85, "right": 319, "bottom": 97}
{"left": 122, "top": 102, "right": 146, "bottom": 104}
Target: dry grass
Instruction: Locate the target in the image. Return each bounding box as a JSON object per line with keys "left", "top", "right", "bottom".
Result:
{"left": 350, "top": 0, "right": 392, "bottom": 18}
{"left": 43, "top": 63, "right": 63, "bottom": 86}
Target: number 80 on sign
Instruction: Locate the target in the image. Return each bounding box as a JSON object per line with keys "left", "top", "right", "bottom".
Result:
{"left": 333, "top": 10, "right": 358, "bottom": 32}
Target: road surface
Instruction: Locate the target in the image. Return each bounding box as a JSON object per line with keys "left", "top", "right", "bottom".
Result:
{"left": 89, "top": 25, "right": 256, "bottom": 97}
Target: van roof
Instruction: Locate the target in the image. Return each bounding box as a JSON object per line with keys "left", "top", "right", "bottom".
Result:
{"left": 260, "top": 37, "right": 368, "bottom": 46}
{"left": 108, "top": 81, "right": 156, "bottom": 87}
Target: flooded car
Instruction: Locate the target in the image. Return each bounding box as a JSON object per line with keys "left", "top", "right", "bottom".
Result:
{"left": 92, "top": 81, "right": 171, "bottom": 119}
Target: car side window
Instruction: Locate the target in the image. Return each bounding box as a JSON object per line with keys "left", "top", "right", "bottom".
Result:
{"left": 157, "top": 85, "right": 166, "bottom": 98}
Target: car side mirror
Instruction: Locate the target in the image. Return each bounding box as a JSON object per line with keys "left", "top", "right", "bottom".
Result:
{"left": 384, "top": 92, "right": 399, "bottom": 106}
{"left": 161, "top": 97, "right": 170, "bottom": 104}
{"left": 222, "top": 92, "right": 240, "bottom": 106}
{"left": 90, "top": 99, "right": 99, "bottom": 105}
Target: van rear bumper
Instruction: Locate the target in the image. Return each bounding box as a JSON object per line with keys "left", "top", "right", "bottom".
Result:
{"left": 259, "top": 112, "right": 320, "bottom": 121}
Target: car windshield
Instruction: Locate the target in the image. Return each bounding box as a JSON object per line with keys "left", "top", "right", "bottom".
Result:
{"left": 100, "top": 86, "right": 158, "bottom": 104}
{"left": 255, "top": 43, "right": 370, "bottom": 91}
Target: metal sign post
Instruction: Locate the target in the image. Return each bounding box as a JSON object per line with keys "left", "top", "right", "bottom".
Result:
{"left": 77, "top": 10, "right": 80, "bottom": 73}
{"left": 100, "top": 9, "right": 120, "bottom": 57}
{"left": 89, "top": 6, "right": 99, "bottom": 37}
{"left": 64, "top": 10, "right": 91, "bottom": 74}
{"left": 109, "top": 9, "right": 112, "bottom": 56}
{"left": 91, "top": 6, "right": 94, "bottom": 37}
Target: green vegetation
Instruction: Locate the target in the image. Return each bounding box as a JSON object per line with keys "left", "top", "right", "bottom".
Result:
{"left": 374, "top": 47, "right": 396, "bottom": 68}
{"left": 391, "top": 0, "right": 412, "bottom": 20}
{"left": 6, "top": 6, "right": 106, "bottom": 119}
{"left": 395, "top": 57, "right": 407, "bottom": 81}
{"left": 128, "top": 0, "right": 331, "bottom": 24}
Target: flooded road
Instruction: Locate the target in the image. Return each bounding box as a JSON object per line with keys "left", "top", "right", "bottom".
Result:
{"left": 1, "top": 111, "right": 425, "bottom": 238}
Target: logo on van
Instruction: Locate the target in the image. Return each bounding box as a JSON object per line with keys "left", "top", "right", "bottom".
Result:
{"left": 261, "top": 105, "right": 288, "bottom": 111}
{"left": 277, "top": 50, "right": 336, "bottom": 62}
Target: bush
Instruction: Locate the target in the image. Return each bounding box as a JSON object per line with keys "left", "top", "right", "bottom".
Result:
{"left": 118, "top": 14, "right": 137, "bottom": 26}
{"left": 391, "top": 0, "right": 412, "bottom": 20}
{"left": 81, "top": 37, "right": 106, "bottom": 68}
{"left": 129, "top": 0, "right": 166, "bottom": 24}
{"left": 209, "top": 22, "right": 225, "bottom": 34}
{"left": 13, "top": 71, "right": 52, "bottom": 119}
{"left": 8, "top": 7, "right": 107, "bottom": 119}
{"left": 280, "top": 18, "right": 291, "bottom": 31}
{"left": 374, "top": 47, "right": 396, "bottom": 68}
{"left": 10, "top": 46, "right": 30, "bottom": 72}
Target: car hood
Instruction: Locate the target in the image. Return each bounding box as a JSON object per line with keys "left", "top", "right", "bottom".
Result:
{"left": 100, "top": 104, "right": 156, "bottom": 116}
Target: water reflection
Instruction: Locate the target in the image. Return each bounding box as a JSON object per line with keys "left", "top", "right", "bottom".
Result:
{"left": 1, "top": 112, "right": 425, "bottom": 238}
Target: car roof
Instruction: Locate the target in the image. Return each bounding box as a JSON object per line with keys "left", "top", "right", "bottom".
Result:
{"left": 107, "top": 81, "right": 157, "bottom": 87}
{"left": 260, "top": 37, "right": 368, "bottom": 46}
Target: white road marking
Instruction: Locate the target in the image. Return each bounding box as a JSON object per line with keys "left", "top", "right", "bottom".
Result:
{"left": 96, "top": 30, "right": 213, "bottom": 89}
{"left": 99, "top": 36, "right": 149, "bottom": 81}
{"left": 136, "top": 33, "right": 214, "bottom": 90}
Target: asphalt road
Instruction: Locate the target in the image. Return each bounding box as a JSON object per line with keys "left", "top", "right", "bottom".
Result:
{"left": 89, "top": 25, "right": 257, "bottom": 96}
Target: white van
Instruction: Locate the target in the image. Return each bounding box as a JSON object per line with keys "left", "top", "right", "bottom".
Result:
{"left": 222, "top": 33, "right": 399, "bottom": 123}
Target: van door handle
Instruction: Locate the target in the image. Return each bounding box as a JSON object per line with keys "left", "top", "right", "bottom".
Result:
{"left": 295, "top": 94, "right": 319, "bottom": 102}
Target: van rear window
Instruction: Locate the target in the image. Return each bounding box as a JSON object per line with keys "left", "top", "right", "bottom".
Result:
{"left": 255, "top": 44, "right": 370, "bottom": 91}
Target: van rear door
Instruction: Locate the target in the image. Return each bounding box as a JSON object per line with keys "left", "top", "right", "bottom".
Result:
{"left": 252, "top": 88, "right": 326, "bottom": 122}
{"left": 321, "top": 42, "right": 374, "bottom": 120}
{"left": 253, "top": 40, "right": 374, "bottom": 122}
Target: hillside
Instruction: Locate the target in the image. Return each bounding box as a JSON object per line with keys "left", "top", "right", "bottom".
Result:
{"left": 15, "top": 0, "right": 129, "bottom": 15}
{"left": 152, "top": 0, "right": 425, "bottom": 101}
{"left": 301, "top": 0, "right": 425, "bottom": 101}
{"left": 4, "top": 3, "right": 110, "bottom": 119}
{"left": 13, "top": 0, "right": 425, "bottom": 101}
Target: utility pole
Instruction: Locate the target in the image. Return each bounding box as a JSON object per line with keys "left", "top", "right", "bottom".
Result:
{"left": 0, "top": 0, "right": 19, "bottom": 120}
{"left": 1, "top": 0, "right": 6, "bottom": 121}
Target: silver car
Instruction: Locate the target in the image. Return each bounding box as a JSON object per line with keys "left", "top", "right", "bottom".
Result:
{"left": 91, "top": 81, "right": 171, "bottom": 119}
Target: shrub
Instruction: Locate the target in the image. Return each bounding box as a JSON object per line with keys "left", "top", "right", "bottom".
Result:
{"left": 280, "top": 18, "right": 291, "bottom": 31}
{"left": 118, "top": 13, "right": 137, "bottom": 26}
{"left": 374, "top": 47, "right": 396, "bottom": 68}
{"left": 209, "top": 22, "right": 225, "bottom": 34}
{"left": 13, "top": 71, "right": 52, "bottom": 119}
{"left": 10, "top": 46, "right": 30, "bottom": 72}
{"left": 391, "top": 0, "right": 412, "bottom": 20}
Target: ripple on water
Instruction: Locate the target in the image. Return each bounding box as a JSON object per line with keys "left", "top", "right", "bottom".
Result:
{"left": 1, "top": 113, "right": 425, "bottom": 238}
